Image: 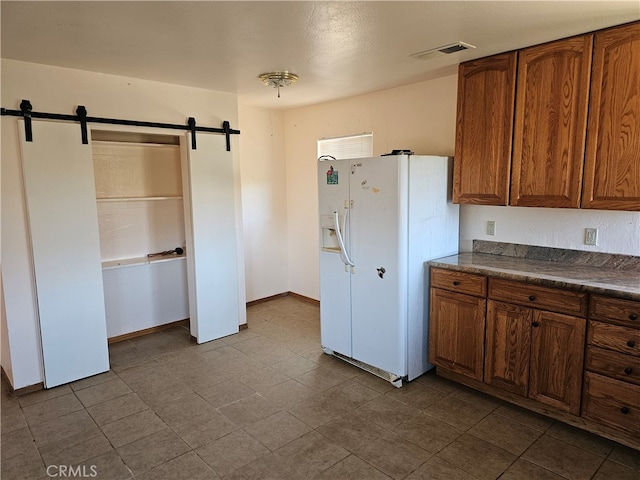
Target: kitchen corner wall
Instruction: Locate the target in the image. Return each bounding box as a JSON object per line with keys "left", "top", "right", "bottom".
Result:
{"left": 237, "top": 106, "right": 289, "bottom": 302}
{"left": 280, "top": 74, "right": 640, "bottom": 300}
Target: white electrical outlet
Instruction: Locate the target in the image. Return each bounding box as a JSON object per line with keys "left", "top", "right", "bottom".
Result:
{"left": 585, "top": 228, "right": 598, "bottom": 245}
{"left": 487, "top": 221, "right": 496, "bottom": 236}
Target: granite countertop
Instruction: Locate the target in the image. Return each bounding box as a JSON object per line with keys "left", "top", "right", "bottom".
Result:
{"left": 427, "top": 241, "right": 640, "bottom": 301}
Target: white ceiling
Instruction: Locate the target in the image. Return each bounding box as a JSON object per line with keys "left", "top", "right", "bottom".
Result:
{"left": 2, "top": 1, "right": 639, "bottom": 110}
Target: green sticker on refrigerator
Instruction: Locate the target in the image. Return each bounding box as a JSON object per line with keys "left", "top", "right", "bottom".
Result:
{"left": 326, "top": 166, "right": 338, "bottom": 184}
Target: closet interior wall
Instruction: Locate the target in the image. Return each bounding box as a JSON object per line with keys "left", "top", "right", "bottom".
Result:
{"left": 92, "top": 131, "right": 189, "bottom": 339}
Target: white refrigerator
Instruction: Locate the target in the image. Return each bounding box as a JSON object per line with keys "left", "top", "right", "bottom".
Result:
{"left": 318, "top": 154, "right": 459, "bottom": 386}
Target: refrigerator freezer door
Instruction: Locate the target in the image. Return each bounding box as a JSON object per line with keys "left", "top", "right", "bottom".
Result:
{"left": 349, "top": 156, "right": 408, "bottom": 376}
{"left": 318, "top": 159, "right": 352, "bottom": 357}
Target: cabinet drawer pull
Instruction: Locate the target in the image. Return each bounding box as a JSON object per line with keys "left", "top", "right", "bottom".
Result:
{"left": 620, "top": 406, "right": 629, "bottom": 415}
{"left": 453, "top": 281, "right": 460, "bottom": 286}
{"left": 630, "top": 313, "right": 638, "bottom": 321}
{"left": 528, "top": 295, "right": 536, "bottom": 302}
{"left": 627, "top": 340, "right": 636, "bottom": 348}
{"left": 532, "top": 321, "right": 540, "bottom": 327}
{"left": 624, "top": 367, "right": 633, "bottom": 375}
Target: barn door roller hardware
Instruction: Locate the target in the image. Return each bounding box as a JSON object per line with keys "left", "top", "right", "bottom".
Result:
{"left": 1, "top": 100, "right": 240, "bottom": 151}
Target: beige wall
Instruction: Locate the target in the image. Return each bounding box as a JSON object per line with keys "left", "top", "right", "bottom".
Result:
{"left": 238, "top": 106, "right": 289, "bottom": 302}
{"left": 283, "top": 76, "right": 459, "bottom": 299}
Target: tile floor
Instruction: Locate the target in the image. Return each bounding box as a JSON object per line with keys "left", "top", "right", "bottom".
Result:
{"left": 2, "top": 295, "right": 639, "bottom": 479}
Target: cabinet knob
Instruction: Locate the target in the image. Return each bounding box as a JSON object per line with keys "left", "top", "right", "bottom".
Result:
{"left": 630, "top": 313, "right": 638, "bottom": 321}
{"left": 620, "top": 407, "right": 629, "bottom": 415}
{"left": 532, "top": 321, "right": 540, "bottom": 327}
{"left": 624, "top": 367, "right": 633, "bottom": 375}
{"left": 453, "top": 281, "right": 460, "bottom": 286}
{"left": 627, "top": 340, "right": 636, "bottom": 348}
{"left": 528, "top": 295, "right": 536, "bottom": 302}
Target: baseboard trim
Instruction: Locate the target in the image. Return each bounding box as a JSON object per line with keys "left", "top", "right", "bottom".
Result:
{"left": 2, "top": 366, "right": 44, "bottom": 396}
{"left": 108, "top": 319, "right": 190, "bottom": 344}
{"left": 287, "top": 291, "right": 320, "bottom": 306}
{"left": 246, "top": 292, "right": 289, "bottom": 307}
{"left": 246, "top": 291, "right": 319, "bottom": 307}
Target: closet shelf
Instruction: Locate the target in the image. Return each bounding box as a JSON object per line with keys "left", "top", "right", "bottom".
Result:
{"left": 102, "top": 254, "right": 186, "bottom": 270}
{"left": 97, "top": 196, "right": 183, "bottom": 202}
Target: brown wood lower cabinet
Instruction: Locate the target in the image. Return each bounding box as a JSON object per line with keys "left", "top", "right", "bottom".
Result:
{"left": 484, "top": 301, "right": 531, "bottom": 396}
{"left": 586, "top": 346, "right": 640, "bottom": 385}
{"left": 582, "top": 295, "right": 640, "bottom": 440}
{"left": 484, "top": 300, "right": 586, "bottom": 415}
{"left": 583, "top": 371, "right": 640, "bottom": 437}
{"left": 528, "top": 310, "right": 586, "bottom": 415}
{"left": 429, "top": 285, "right": 486, "bottom": 381}
{"left": 429, "top": 267, "right": 640, "bottom": 450}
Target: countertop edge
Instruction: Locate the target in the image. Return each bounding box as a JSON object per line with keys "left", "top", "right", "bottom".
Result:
{"left": 427, "top": 256, "right": 640, "bottom": 302}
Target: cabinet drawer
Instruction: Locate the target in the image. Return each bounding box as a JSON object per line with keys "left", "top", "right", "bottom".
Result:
{"left": 590, "top": 295, "right": 640, "bottom": 328}
{"left": 431, "top": 268, "right": 487, "bottom": 297}
{"left": 488, "top": 279, "right": 588, "bottom": 317}
{"left": 586, "top": 346, "right": 640, "bottom": 386}
{"left": 588, "top": 320, "right": 640, "bottom": 357}
{"left": 582, "top": 372, "right": 640, "bottom": 437}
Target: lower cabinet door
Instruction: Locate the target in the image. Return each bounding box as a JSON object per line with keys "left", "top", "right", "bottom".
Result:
{"left": 529, "top": 310, "right": 586, "bottom": 415}
{"left": 429, "top": 288, "right": 486, "bottom": 381}
{"left": 485, "top": 301, "right": 532, "bottom": 396}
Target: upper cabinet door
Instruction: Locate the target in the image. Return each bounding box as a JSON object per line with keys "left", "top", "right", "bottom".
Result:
{"left": 583, "top": 22, "right": 640, "bottom": 211}
{"left": 510, "top": 35, "right": 593, "bottom": 208}
{"left": 453, "top": 52, "right": 517, "bottom": 205}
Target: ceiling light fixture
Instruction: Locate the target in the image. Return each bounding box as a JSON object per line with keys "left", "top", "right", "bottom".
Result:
{"left": 258, "top": 71, "right": 299, "bottom": 98}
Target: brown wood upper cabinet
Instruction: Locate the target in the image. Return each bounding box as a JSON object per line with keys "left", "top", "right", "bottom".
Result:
{"left": 510, "top": 35, "right": 593, "bottom": 208}
{"left": 582, "top": 22, "right": 640, "bottom": 211}
{"left": 453, "top": 52, "right": 516, "bottom": 205}
{"left": 454, "top": 21, "right": 640, "bottom": 211}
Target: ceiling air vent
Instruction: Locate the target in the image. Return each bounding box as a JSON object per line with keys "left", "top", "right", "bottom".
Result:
{"left": 410, "top": 42, "right": 476, "bottom": 61}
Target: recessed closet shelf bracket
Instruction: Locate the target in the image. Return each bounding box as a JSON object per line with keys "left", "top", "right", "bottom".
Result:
{"left": 1, "top": 100, "right": 241, "bottom": 151}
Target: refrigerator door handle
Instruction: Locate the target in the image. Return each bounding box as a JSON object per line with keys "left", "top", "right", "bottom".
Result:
{"left": 333, "top": 209, "right": 355, "bottom": 267}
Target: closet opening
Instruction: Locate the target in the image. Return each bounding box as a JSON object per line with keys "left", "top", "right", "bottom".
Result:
{"left": 92, "top": 130, "right": 190, "bottom": 342}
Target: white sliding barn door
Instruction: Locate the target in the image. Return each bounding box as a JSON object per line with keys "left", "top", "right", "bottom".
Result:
{"left": 20, "top": 120, "right": 109, "bottom": 388}
{"left": 183, "top": 133, "right": 240, "bottom": 343}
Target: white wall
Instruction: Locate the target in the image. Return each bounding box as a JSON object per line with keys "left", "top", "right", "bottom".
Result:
{"left": 460, "top": 205, "right": 640, "bottom": 256}
{"left": 282, "top": 74, "right": 640, "bottom": 299}
{"left": 1, "top": 59, "right": 242, "bottom": 389}
{"left": 237, "top": 106, "right": 289, "bottom": 302}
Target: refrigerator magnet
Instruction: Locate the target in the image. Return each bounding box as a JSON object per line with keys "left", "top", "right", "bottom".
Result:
{"left": 326, "top": 166, "right": 338, "bottom": 184}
